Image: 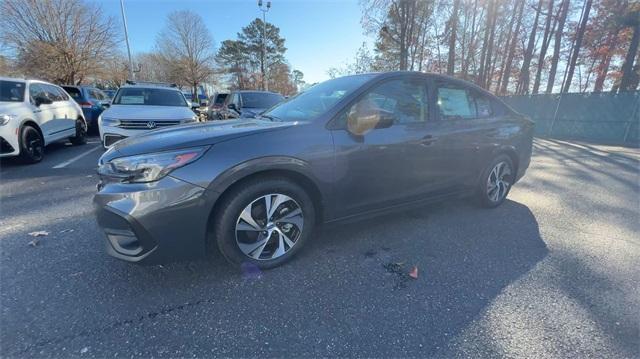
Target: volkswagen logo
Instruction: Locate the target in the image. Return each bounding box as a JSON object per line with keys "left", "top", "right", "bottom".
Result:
{"left": 146, "top": 121, "right": 156, "bottom": 129}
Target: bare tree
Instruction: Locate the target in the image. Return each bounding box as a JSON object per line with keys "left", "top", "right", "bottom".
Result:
{"left": 156, "top": 10, "right": 216, "bottom": 95}
{"left": 545, "top": 0, "right": 571, "bottom": 93}
{"left": 0, "top": 0, "right": 119, "bottom": 84}
{"left": 562, "top": 0, "right": 593, "bottom": 92}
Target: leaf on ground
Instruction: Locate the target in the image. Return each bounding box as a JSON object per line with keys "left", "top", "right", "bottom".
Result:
{"left": 28, "top": 231, "right": 49, "bottom": 237}
{"left": 28, "top": 239, "right": 40, "bottom": 247}
{"left": 408, "top": 266, "right": 418, "bottom": 279}
{"left": 60, "top": 229, "right": 74, "bottom": 234}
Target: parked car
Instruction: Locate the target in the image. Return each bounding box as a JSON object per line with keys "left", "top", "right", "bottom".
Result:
{"left": 98, "top": 82, "right": 198, "bottom": 148}
{"left": 216, "top": 90, "right": 284, "bottom": 120}
{"left": 103, "top": 89, "right": 117, "bottom": 100}
{"left": 62, "top": 85, "right": 110, "bottom": 131}
{"left": 206, "top": 92, "right": 228, "bottom": 120}
{"left": 94, "top": 72, "right": 533, "bottom": 268}
{"left": 0, "top": 77, "right": 87, "bottom": 163}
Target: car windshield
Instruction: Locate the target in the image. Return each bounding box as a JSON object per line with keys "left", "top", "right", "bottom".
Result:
{"left": 214, "top": 94, "right": 228, "bottom": 104}
{"left": 262, "top": 75, "right": 374, "bottom": 122}
{"left": 0, "top": 81, "right": 26, "bottom": 102}
{"left": 113, "top": 87, "right": 187, "bottom": 106}
{"left": 240, "top": 92, "right": 283, "bottom": 108}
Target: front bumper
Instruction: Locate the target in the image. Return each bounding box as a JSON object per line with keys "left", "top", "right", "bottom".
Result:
{"left": 93, "top": 175, "right": 216, "bottom": 264}
{"left": 0, "top": 123, "right": 20, "bottom": 157}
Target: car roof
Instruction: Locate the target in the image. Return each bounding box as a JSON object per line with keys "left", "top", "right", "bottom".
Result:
{"left": 235, "top": 90, "right": 282, "bottom": 95}
{"left": 122, "top": 84, "right": 182, "bottom": 91}
{"left": 0, "top": 77, "right": 54, "bottom": 85}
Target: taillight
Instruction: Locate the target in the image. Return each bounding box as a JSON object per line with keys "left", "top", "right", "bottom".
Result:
{"left": 80, "top": 102, "right": 93, "bottom": 109}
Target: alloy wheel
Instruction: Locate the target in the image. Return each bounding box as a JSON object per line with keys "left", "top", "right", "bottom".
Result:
{"left": 26, "top": 130, "right": 44, "bottom": 161}
{"left": 235, "top": 193, "right": 304, "bottom": 260}
{"left": 486, "top": 161, "right": 512, "bottom": 202}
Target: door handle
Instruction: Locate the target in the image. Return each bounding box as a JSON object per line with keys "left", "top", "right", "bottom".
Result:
{"left": 420, "top": 135, "right": 438, "bottom": 145}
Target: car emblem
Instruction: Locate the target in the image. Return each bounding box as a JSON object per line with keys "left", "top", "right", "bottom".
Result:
{"left": 146, "top": 121, "right": 156, "bottom": 129}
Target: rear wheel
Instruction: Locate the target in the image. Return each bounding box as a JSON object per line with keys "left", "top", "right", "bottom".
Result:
{"left": 476, "top": 154, "right": 514, "bottom": 208}
{"left": 18, "top": 125, "right": 44, "bottom": 164}
{"left": 69, "top": 118, "right": 87, "bottom": 145}
{"left": 213, "top": 177, "right": 316, "bottom": 269}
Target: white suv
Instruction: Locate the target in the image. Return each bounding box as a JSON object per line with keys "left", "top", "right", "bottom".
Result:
{"left": 98, "top": 83, "right": 198, "bottom": 148}
{"left": 0, "top": 77, "right": 87, "bottom": 163}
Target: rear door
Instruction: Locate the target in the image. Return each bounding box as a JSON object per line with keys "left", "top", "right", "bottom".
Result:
{"left": 426, "top": 79, "right": 500, "bottom": 187}
{"left": 44, "top": 84, "right": 75, "bottom": 139}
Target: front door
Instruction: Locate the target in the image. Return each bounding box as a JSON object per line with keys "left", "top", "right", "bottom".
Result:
{"left": 331, "top": 77, "right": 441, "bottom": 217}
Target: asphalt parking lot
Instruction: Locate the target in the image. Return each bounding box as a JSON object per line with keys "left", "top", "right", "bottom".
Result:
{"left": 1, "top": 137, "right": 638, "bottom": 358}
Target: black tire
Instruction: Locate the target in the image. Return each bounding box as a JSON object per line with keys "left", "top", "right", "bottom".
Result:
{"left": 212, "top": 177, "right": 316, "bottom": 269}
{"left": 18, "top": 125, "right": 44, "bottom": 164}
{"left": 69, "top": 118, "right": 87, "bottom": 145}
{"left": 476, "top": 154, "right": 515, "bottom": 208}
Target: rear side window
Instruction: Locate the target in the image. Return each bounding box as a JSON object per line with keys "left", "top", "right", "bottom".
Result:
{"left": 0, "top": 81, "right": 25, "bottom": 102}
{"left": 44, "top": 84, "right": 63, "bottom": 102}
{"left": 53, "top": 87, "right": 69, "bottom": 101}
{"left": 437, "top": 83, "right": 494, "bottom": 120}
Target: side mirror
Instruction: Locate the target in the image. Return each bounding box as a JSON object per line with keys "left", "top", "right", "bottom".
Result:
{"left": 347, "top": 108, "right": 395, "bottom": 135}
{"left": 101, "top": 101, "right": 111, "bottom": 108}
{"left": 34, "top": 96, "right": 53, "bottom": 107}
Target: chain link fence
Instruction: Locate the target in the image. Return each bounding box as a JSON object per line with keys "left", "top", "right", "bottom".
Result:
{"left": 501, "top": 91, "right": 639, "bottom": 146}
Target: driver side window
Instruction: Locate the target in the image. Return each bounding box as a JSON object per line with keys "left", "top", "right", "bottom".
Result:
{"left": 29, "top": 84, "right": 46, "bottom": 105}
{"left": 337, "top": 78, "right": 428, "bottom": 131}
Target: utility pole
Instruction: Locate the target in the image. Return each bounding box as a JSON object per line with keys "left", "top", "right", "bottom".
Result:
{"left": 258, "top": 0, "right": 271, "bottom": 91}
{"left": 120, "top": 0, "right": 135, "bottom": 81}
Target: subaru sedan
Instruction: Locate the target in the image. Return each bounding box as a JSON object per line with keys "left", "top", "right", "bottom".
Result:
{"left": 94, "top": 72, "right": 533, "bottom": 268}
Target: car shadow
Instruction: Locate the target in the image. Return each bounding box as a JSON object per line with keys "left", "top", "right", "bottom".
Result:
{"left": 41, "top": 198, "right": 545, "bottom": 356}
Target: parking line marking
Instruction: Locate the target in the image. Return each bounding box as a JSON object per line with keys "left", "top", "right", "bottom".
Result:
{"left": 52, "top": 146, "right": 102, "bottom": 169}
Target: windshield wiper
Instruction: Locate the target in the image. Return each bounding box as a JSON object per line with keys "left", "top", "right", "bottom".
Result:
{"left": 260, "top": 114, "right": 280, "bottom": 122}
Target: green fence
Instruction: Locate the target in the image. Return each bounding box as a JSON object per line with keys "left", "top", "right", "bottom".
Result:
{"left": 500, "top": 91, "right": 640, "bottom": 146}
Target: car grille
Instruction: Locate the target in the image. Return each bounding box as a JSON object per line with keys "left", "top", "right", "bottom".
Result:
{"left": 118, "top": 120, "right": 181, "bottom": 130}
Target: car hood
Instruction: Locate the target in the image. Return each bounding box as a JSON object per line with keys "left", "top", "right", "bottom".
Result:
{"left": 102, "top": 119, "right": 297, "bottom": 160}
{"left": 103, "top": 105, "right": 195, "bottom": 120}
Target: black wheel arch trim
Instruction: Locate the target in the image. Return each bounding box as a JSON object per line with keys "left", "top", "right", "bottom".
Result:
{"left": 205, "top": 156, "right": 329, "bottom": 220}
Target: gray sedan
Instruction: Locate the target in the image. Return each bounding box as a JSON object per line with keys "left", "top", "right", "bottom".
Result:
{"left": 94, "top": 72, "right": 534, "bottom": 268}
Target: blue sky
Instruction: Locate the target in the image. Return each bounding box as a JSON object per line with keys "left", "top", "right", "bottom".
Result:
{"left": 101, "top": 0, "right": 371, "bottom": 84}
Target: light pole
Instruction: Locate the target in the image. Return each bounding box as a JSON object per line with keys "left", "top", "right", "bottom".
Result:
{"left": 120, "top": 0, "right": 135, "bottom": 81}
{"left": 258, "top": 0, "right": 271, "bottom": 91}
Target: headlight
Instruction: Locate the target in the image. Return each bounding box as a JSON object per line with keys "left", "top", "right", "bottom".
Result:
{"left": 98, "top": 146, "right": 209, "bottom": 183}
{"left": 101, "top": 116, "right": 120, "bottom": 127}
{"left": 0, "top": 114, "right": 16, "bottom": 126}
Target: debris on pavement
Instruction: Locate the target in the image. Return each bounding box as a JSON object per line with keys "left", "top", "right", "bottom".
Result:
{"left": 60, "top": 229, "right": 75, "bottom": 234}
{"left": 28, "top": 231, "right": 49, "bottom": 237}
{"left": 28, "top": 239, "right": 40, "bottom": 247}
{"left": 409, "top": 266, "right": 418, "bottom": 279}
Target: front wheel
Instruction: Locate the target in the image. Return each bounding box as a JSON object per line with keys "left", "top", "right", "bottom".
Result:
{"left": 69, "top": 119, "right": 87, "bottom": 145}
{"left": 18, "top": 125, "right": 44, "bottom": 164}
{"left": 476, "top": 155, "right": 514, "bottom": 208}
{"left": 213, "top": 177, "right": 316, "bottom": 269}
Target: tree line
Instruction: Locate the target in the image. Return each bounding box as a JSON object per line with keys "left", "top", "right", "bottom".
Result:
{"left": 0, "top": 0, "right": 302, "bottom": 96}
{"left": 330, "top": 0, "right": 639, "bottom": 94}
